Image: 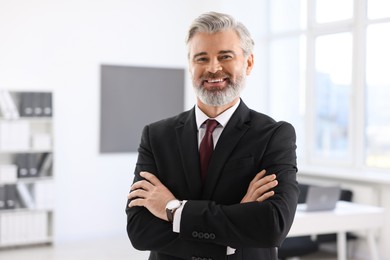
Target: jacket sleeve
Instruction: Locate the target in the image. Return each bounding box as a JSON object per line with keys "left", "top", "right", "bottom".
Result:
{"left": 126, "top": 125, "right": 227, "bottom": 259}
{"left": 179, "top": 122, "right": 299, "bottom": 248}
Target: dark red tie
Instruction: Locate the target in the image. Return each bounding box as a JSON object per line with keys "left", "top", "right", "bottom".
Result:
{"left": 199, "top": 119, "right": 218, "bottom": 183}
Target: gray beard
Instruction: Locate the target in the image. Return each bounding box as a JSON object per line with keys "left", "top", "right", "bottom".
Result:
{"left": 193, "top": 74, "right": 246, "bottom": 107}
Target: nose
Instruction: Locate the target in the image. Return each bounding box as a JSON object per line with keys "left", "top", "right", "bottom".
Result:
{"left": 206, "top": 58, "right": 222, "bottom": 73}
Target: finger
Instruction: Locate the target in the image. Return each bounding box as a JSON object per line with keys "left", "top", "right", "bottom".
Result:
{"left": 252, "top": 180, "right": 278, "bottom": 198}
{"left": 250, "top": 174, "right": 276, "bottom": 193}
{"left": 127, "top": 189, "right": 148, "bottom": 200}
{"left": 252, "top": 174, "right": 276, "bottom": 190}
{"left": 262, "top": 179, "right": 278, "bottom": 191}
{"left": 256, "top": 191, "right": 275, "bottom": 202}
{"left": 250, "top": 170, "right": 267, "bottom": 184}
{"left": 247, "top": 170, "right": 269, "bottom": 196}
{"left": 140, "top": 171, "right": 162, "bottom": 186}
{"left": 128, "top": 198, "right": 145, "bottom": 208}
{"left": 131, "top": 179, "right": 154, "bottom": 191}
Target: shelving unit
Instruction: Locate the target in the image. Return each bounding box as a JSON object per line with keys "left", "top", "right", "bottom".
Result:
{"left": 0, "top": 90, "right": 54, "bottom": 248}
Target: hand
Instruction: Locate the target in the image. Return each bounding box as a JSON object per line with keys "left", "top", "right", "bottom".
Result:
{"left": 128, "top": 171, "right": 176, "bottom": 221}
{"left": 241, "top": 170, "right": 278, "bottom": 203}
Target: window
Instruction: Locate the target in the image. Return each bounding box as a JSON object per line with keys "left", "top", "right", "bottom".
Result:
{"left": 314, "top": 33, "right": 352, "bottom": 159}
{"left": 268, "top": 0, "right": 306, "bottom": 160}
{"left": 269, "top": 36, "right": 306, "bottom": 159}
{"left": 315, "top": 0, "right": 353, "bottom": 23}
{"left": 266, "top": 0, "right": 390, "bottom": 170}
{"left": 366, "top": 22, "right": 390, "bottom": 168}
{"left": 368, "top": 0, "right": 390, "bottom": 19}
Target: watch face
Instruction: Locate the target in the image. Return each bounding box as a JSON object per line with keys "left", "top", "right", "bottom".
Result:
{"left": 167, "top": 200, "right": 181, "bottom": 210}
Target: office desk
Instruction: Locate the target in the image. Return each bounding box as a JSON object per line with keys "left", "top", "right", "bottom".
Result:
{"left": 288, "top": 201, "right": 385, "bottom": 260}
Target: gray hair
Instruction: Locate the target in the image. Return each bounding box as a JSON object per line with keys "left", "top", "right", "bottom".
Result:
{"left": 186, "top": 12, "right": 254, "bottom": 57}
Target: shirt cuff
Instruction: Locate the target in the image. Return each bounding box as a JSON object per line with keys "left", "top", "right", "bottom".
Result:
{"left": 227, "top": 246, "right": 236, "bottom": 255}
{"left": 172, "top": 200, "right": 187, "bottom": 233}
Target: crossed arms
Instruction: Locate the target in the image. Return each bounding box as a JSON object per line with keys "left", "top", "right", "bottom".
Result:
{"left": 125, "top": 121, "right": 299, "bottom": 259}
{"left": 128, "top": 169, "right": 277, "bottom": 222}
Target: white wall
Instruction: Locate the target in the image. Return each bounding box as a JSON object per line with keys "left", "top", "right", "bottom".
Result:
{"left": 0, "top": 0, "right": 267, "bottom": 244}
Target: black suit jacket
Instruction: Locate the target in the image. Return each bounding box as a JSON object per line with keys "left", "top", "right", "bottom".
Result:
{"left": 126, "top": 101, "right": 299, "bottom": 260}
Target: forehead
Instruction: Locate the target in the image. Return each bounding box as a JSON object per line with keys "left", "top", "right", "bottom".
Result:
{"left": 188, "top": 29, "right": 243, "bottom": 57}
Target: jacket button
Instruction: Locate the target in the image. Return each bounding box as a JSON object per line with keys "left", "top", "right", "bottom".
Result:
{"left": 204, "top": 233, "right": 210, "bottom": 239}
{"left": 198, "top": 232, "right": 204, "bottom": 239}
{"left": 192, "top": 231, "right": 198, "bottom": 238}
{"left": 210, "top": 233, "right": 216, "bottom": 240}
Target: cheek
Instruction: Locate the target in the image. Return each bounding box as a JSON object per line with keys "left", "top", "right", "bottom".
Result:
{"left": 226, "top": 65, "right": 244, "bottom": 79}
{"left": 191, "top": 66, "right": 204, "bottom": 80}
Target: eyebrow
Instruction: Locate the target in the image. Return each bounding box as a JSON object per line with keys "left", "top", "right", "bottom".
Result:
{"left": 192, "top": 52, "right": 207, "bottom": 60}
{"left": 219, "top": 50, "right": 236, "bottom": 56}
{"left": 192, "top": 50, "right": 236, "bottom": 60}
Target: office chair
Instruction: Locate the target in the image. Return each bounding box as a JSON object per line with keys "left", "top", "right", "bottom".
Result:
{"left": 278, "top": 184, "right": 320, "bottom": 259}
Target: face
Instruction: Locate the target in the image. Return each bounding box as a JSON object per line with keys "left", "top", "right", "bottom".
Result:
{"left": 188, "top": 29, "right": 254, "bottom": 107}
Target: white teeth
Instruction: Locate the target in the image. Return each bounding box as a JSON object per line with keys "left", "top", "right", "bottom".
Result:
{"left": 208, "top": 78, "right": 224, "bottom": 83}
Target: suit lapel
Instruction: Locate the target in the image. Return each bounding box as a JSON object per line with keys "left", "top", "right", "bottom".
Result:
{"left": 202, "top": 101, "right": 251, "bottom": 199}
{"left": 175, "top": 108, "right": 203, "bottom": 198}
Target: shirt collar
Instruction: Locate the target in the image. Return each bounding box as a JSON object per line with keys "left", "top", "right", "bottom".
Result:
{"left": 195, "top": 99, "right": 241, "bottom": 130}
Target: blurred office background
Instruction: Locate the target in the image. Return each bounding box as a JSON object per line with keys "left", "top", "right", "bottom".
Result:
{"left": 0, "top": 0, "right": 389, "bottom": 259}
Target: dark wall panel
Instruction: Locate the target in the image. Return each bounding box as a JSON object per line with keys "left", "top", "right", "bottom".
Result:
{"left": 100, "top": 65, "right": 185, "bottom": 153}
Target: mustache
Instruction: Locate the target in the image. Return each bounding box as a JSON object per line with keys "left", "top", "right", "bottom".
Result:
{"left": 201, "top": 71, "right": 230, "bottom": 81}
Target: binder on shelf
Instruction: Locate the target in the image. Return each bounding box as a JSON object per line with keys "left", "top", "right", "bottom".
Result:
{"left": 19, "top": 92, "right": 34, "bottom": 117}
{"left": 0, "top": 211, "right": 49, "bottom": 246}
{"left": 15, "top": 154, "right": 47, "bottom": 178}
{"left": 33, "top": 180, "right": 54, "bottom": 209}
{"left": 32, "top": 92, "right": 43, "bottom": 117}
{"left": 28, "top": 153, "right": 41, "bottom": 178}
{"left": 16, "top": 183, "right": 35, "bottom": 209}
{"left": 0, "top": 185, "right": 6, "bottom": 209}
{"left": 14, "top": 121, "right": 31, "bottom": 151}
{"left": 0, "top": 90, "right": 20, "bottom": 119}
{"left": 38, "top": 153, "right": 53, "bottom": 177}
{"left": 4, "top": 184, "right": 17, "bottom": 209}
{"left": 15, "top": 154, "right": 29, "bottom": 178}
{"left": 2, "top": 91, "right": 19, "bottom": 119}
{"left": 0, "top": 90, "right": 13, "bottom": 119}
{"left": 42, "top": 92, "right": 52, "bottom": 117}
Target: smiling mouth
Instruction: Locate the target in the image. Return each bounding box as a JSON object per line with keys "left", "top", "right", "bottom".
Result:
{"left": 202, "top": 77, "right": 228, "bottom": 86}
{"left": 207, "top": 78, "right": 226, "bottom": 83}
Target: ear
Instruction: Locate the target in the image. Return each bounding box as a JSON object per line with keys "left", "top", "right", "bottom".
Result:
{"left": 245, "top": 54, "right": 254, "bottom": 75}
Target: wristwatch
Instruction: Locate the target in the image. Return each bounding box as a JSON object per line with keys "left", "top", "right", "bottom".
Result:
{"left": 165, "top": 199, "right": 182, "bottom": 223}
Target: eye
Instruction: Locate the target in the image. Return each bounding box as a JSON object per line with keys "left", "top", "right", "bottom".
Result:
{"left": 194, "top": 57, "right": 209, "bottom": 63}
{"left": 219, "top": 55, "right": 233, "bottom": 60}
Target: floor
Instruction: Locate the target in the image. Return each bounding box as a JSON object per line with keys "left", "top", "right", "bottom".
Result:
{"left": 0, "top": 237, "right": 348, "bottom": 260}
{"left": 0, "top": 235, "right": 149, "bottom": 260}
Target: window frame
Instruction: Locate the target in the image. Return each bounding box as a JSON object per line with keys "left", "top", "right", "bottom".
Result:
{"left": 265, "top": 0, "right": 390, "bottom": 172}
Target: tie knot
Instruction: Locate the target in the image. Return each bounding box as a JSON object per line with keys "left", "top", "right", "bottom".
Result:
{"left": 205, "top": 119, "right": 218, "bottom": 133}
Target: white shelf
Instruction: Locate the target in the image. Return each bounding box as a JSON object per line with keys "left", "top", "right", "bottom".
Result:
{"left": 0, "top": 90, "right": 54, "bottom": 249}
{"left": 0, "top": 149, "right": 53, "bottom": 154}
{"left": 0, "top": 238, "right": 53, "bottom": 248}
{"left": 16, "top": 176, "right": 54, "bottom": 183}
{"left": 0, "top": 117, "right": 52, "bottom": 122}
{"left": 0, "top": 208, "right": 53, "bottom": 214}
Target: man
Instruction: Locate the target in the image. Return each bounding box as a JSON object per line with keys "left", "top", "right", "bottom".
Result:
{"left": 126, "top": 12, "right": 299, "bottom": 260}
